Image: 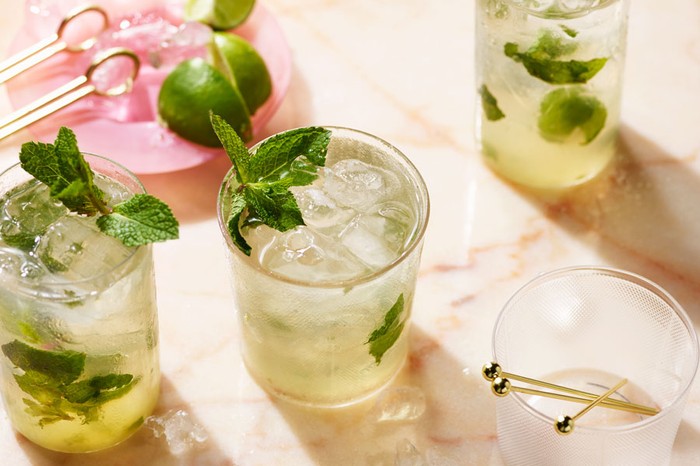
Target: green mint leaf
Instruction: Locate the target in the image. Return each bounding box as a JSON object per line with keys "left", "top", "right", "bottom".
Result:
{"left": 248, "top": 127, "right": 330, "bottom": 183}
{"left": 62, "top": 374, "right": 134, "bottom": 404}
{"left": 210, "top": 115, "right": 331, "bottom": 256}
{"left": 2, "top": 232, "right": 40, "bottom": 251}
{"left": 538, "top": 87, "right": 607, "bottom": 144}
{"left": 210, "top": 112, "right": 251, "bottom": 183}
{"left": 479, "top": 84, "right": 506, "bottom": 121}
{"left": 19, "top": 127, "right": 106, "bottom": 216}
{"left": 560, "top": 25, "right": 578, "bottom": 38}
{"left": 227, "top": 193, "right": 251, "bottom": 255}
{"left": 245, "top": 183, "right": 304, "bottom": 232}
{"left": 504, "top": 31, "right": 606, "bottom": 84}
{"left": 96, "top": 194, "right": 180, "bottom": 246}
{"left": 2, "top": 340, "right": 85, "bottom": 385}
{"left": 367, "top": 294, "right": 406, "bottom": 365}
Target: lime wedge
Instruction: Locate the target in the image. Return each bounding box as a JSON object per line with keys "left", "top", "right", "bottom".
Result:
{"left": 184, "top": 0, "right": 255, "bottom": 31}
{"left": 210, "top": 31, "right": 272, "bottom": 115}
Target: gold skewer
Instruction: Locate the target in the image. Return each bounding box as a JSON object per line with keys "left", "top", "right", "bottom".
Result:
{"left": 490, "top": 377, "right": 657, "bottom": 416}
{"left": 0, "top": 5, "right": 109, "bottom": 85}
{"left": 554, "top": 378, "right": 628, "bottom": 435}
{"left": 0, "top": 47, "right": 139, "bottom": 141}
{"left": 483, "top": 362, "right": 659, "bottom": 415}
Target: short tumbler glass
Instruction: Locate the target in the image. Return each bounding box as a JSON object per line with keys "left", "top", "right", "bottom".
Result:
{"left": 0, "top": 155, "right": 160, "bottom": 453}
{"left": 218, "top": 127, "right": 430, "bottom": 407}
{"left": 492, "top": 266, "right": 698, "bottom": 466}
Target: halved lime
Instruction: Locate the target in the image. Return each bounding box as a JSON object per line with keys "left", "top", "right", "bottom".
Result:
{"left": 210, "top": 31, "right": 272, "bottom": 115}
{"left": 157, "top": 58, "right": 251, "bottom": 147}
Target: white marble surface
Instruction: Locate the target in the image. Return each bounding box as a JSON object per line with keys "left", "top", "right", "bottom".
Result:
{"left": 1, "top": 0, "right": 700, "bottom": 464}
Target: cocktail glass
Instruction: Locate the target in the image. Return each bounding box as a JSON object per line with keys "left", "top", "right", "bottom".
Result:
{"left": 0, "top": 155, "right": 160, "bottom": 453}
{"left": 217, "top": 127, "right": 430, "bottom": 407}
{"left": 475, "top": 0, "right": 630, "bottom": 189}
{"left": 492, "top": 266, "right": 699, "bottom": 465}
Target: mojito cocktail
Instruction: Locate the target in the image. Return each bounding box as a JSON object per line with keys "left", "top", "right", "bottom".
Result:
{"left": 217, "top": 125, "right": 429, "bottom": 406}
{"left": 0, "top": 155, "right": 160, "bottom": 453}
{"left": 476, "top": 0, "right": 630, "bottom": 189}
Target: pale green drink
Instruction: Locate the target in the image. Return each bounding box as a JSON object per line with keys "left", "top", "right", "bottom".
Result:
{"left": 476, "top": 0, "right": 630, "bottom": 189}
{"left": 0, "top": 155, "right": 159, "bottom": 453}
{"left": 218, "top": 127, "right": 429, "bottom": 406}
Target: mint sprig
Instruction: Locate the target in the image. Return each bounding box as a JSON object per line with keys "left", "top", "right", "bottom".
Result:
{"left": 18, "top": 127, "right": 179, "bottom": 247}
{"left": 504, "top": 29, "right": 607, "bottom": 84}
{"left": 211, "top": 112, "right": 331, "bottom": 255}
{"left": 367, "top": 294, "right": 406, "bottom": 365}
{"left": 2, "top": 340, "right": 136, "bottom": 426}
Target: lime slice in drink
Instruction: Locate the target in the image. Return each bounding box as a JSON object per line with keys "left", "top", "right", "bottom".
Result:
{"left": 184, "top": 0, "right": 255, "bottom": 30}
{"left": 210, "top": 31, "right": 272, "bottom": 115}
{"left": 158, "top": 57, "right": 251, "bottom": 147}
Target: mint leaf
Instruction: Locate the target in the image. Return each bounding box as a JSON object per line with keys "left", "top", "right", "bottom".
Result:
{"left": 210, "top": 111, "right": 251, "bottom": 183}
{"left": 20, "top": 127, "right": 106, "bottom": 216}
{"left": 2, "top": 340, "right": 84, "bottom": 385}
{"left": 62, "top": 374, "right": 134, "bottom": 404}
{"left": 249, "top": 127, "right": 330, "bottom": 183}
{"left": 504, "top": 30, "right": 606, "bottom": 84}
{"left": 538, "top": 87, "right": 607, "bottom": 144}
{"left": 96, "top": 194, "right": 179, "bottom": 246}
{"left": 211, "top": 113, "right": 331, "bottom": 256}
{"left": 2, "top": 340, "right": 138, "bottom": 426}
{"left": 367, "top": 294, "right": 406, "bottom": 365}
{"left": 18, "top": 127, "right": 179, "bottom": 246}
{"left": 560, "top": 25, "right": 578, "bottom": 38}
{"left": 227, "top": 193, "right": 250, "bottom": 255}
{"left": 245, "top": 183, "right": 304, "bottom": 232}
{"left": 479, "top": 84, "right": 506, "bottom": 121}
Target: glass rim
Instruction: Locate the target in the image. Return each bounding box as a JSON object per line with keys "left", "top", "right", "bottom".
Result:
{"left": 503, "top": 0, "right": 625, "bottom": 19}
{"left": 0, "top": 152, "right": 147, "bottom": 294}
{"left": 491, "top": 265, "right": 700, "bottom": 433}
{"left": 216, "top": 125, "right": 431, "bottom": 289}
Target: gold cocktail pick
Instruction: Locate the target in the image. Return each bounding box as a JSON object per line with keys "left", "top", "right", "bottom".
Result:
{"left": 483, "top": 362, "right": 659, "bottom": 419}
{"left": 0, "top": 5, "right": 109, "bottom": 85}
{"left": 554, "top": 378, "right": 627, "bottom": 435}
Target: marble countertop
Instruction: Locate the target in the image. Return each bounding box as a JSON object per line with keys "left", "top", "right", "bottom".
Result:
{"left": 1, "top": 0, "right": 699, "bottom": 464}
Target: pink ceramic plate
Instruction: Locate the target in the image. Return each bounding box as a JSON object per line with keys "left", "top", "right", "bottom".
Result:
{"left": 6, "top": 0, "right": 291, "bottom": 174}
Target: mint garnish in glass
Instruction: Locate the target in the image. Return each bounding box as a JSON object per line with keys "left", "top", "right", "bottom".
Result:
{"left": 18, "top": 126, "right": 179, "bottom": 247}
{"left": 210, "top": 112, "right": 330, "bottom": 255}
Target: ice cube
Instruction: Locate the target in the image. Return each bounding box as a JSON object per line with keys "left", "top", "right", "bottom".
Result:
{"left": 258, "top": 226, "right": 369, "bottom": 282}
{"left": 371, "top": 386, "right": 427, "bottom": 423}
{"left": 559, "top": 0, "right": 602, "bottom": 12}
{"left": 339, "top": 214, "right": 399, "bottom": 269}
{"left": 0, "top": 248, "right": 45, "bottom": 281}
{"left": 0, "top": 182, "right": 66, "bottom": 248}
{"left": 35, "top": 215, "right": 134, "bottom": 283}
{"left": 395, "top": 439, "right": 428, "bottom": 466}
{"left": 151, "top": 21, "right": 212, "bottom": 68}
{"left": 323, "top": 159, "right": 400, "bottom": 211}
{"left": 293, "top": 187, "right": 356, "bottom": 235}
{"left": 375, "top": 201, "right": 416, "bottom": 252}
{"left": 145, "top": 410, "right": 208, "bottom": 455}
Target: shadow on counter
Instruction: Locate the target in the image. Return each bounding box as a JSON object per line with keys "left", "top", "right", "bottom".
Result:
{"left": 269, "top": 325, "right": 498, "bottom": 465}
{"left": 14, "top": 376, "right": 232, "bottom": 466}
{"left": 511, "top": 124, "right": 700, "bottom": 321}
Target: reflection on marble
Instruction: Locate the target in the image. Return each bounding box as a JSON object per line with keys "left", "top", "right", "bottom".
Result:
{"left": 0, "top": 0, "right": 699, "bottom": 464}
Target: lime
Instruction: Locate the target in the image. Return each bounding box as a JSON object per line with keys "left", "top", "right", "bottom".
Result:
{"left": 184, "top": 0, "right": 255, "bottom": 31}
{"left": 157, "top": 58, "right": 251, "bottom": 147}
{"left": 210, "top": 31, "right": 272, "bottom": 115}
